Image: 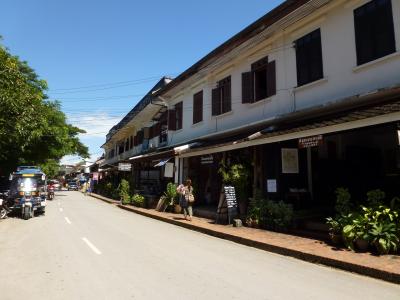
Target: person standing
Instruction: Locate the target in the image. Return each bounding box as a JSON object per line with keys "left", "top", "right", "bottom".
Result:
{"left": 178, "top": 179, "right": 195, "bottom": 221}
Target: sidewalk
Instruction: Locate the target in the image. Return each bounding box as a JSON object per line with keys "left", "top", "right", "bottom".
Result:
{"left": 89, "top": 193, "right": 400, "bottom": 284}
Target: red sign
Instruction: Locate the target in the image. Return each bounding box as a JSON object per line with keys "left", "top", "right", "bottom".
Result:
{"left": 298, "top": 135, "right": 323, "bottom": 149}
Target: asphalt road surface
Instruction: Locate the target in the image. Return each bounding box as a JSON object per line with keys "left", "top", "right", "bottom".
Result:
{"left": 0, "top": 191, "right": 399, "bottom": 300}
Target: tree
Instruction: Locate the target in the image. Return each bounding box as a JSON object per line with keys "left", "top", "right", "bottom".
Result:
{"left": 0, "top": 39, "right": 89, "bottom": 175}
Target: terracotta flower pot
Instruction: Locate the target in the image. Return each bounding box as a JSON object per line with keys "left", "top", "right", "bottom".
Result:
{"left": 355, "top": 238, "right": 369, "bottom": 252}
{"left": 174, "top": 204, "right": 182, "bottom": 214}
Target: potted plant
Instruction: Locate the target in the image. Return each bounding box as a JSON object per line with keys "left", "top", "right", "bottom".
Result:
{"left": 163, "top": 182, "right": 179, "bottom": 213}
{"left": 369, "top": 222, "right": 399, "bottom": 255}
{"left": 326, "top": 217, "right": 342, "bottom": 245}
{"left": 132, "top": 194, "right": 145, "bottom": 208}
{"left": 117, "top": 179, "right": 131, "bottom": 205}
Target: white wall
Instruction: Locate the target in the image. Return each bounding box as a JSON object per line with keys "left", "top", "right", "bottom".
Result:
{"left": 166, "top": 0, "right": 400, "bottom": 147}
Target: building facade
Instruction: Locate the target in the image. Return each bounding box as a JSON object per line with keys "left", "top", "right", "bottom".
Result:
{"left": 102, "top": 0, "right": 400, "bottom": 213}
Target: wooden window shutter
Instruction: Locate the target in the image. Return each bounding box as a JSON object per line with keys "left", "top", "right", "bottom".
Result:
{"left": 143, "top": 127, "right": 150, "bottom": 139}
{"left": 175, "top": 102, "right": 183, "bottom": 130}
{"left": 267, "top": 60, "right": 276, "bottom": 97}
{"left": 155, "top": 122, "right": 161, "bottom": 136}
{"left": 168, "top": 110, "right": 176, "bottom": 130}
{"left": 211, "top": 88, "right": 221, "bottom": 116}
{"left": 242, "top": 72, "right": 254, "bottom": 103}
{"left": 222, "top": 79, "right": 231, "bottom": 113}
{"left": 149, "top": 126, "right": 154, "bottom": 139}
{"left": 133, "top": 135, "right": 138, "bottom": 146}
{"left": 251, "top": 55, "right": 268, "bottom": 70}
{"left": 193, "top": 91, "right": 203, "bottom": 124}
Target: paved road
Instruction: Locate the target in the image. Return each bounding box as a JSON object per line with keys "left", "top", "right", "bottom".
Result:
{"left": 0, "top": 191, "right": 399, "bottom": 300}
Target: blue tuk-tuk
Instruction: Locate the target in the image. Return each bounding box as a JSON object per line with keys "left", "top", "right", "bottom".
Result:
{"left": 9, "top": 166, "right": 47, "bottom": 220}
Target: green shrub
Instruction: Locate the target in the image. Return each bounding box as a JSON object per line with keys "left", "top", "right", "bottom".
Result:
{"left": 246, "top": 194, "right": 293, "bottom": 230}
{"left": 334, "top": 187, "right": 352, "bottom": 216}
{"left": 117, "top": 179, "right": 131, "bottom": 204}
{"left": 132, "top": 194, "right": 145, "bottom": 207}
{"left": 366, "top": 189, "right": 385, "bottom": 207}
{"left": 164, "top": 182, "right": 177, "bottom": 206}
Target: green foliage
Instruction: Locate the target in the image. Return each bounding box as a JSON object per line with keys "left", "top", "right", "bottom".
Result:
{"left": 366, "top": 189, "right": 385, "bottom": 207}
{"left": 246, "top": 192, "right": 293, "bottom": 230}
{"left": 132, "top": 194, "right": 145, "bottom": 207}
{"left": 164, "top": 182, "right": 177, "bottom": 205}
{"left": 218, "top": 161, "right": 250, "bottom": 202}
{"left": 328, "top": 188, "right": 400, "bottom": 254}
{"left": 334, "top": 187, "right": 352, "bottom": 216}
{"left": 369, "top": 222, "right": 399, "bottom": 255}
{"left": 117, "top": 179, "right": 131, "bottom": 205}
{"left": 0, "top": 41, "right": 88, "bottom": 174}
{"left": 39, "top": 159, "right": 61, "bottom": 179}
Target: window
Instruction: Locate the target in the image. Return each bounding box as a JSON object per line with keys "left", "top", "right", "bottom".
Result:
{"left": 242, "top": 56, "right": 276, "bottom": 103}
{"left": 193, "top": 91, "right": 203, "bottom": 124}
{"left": 295, "top": 29, "right": 323, "bottom": 86}
{"left": 175, "top": 102, "right": 183, "bottom": 130}
{"left": 354, "top": 0, "right": 396, "bottom": 66}
{"left": 212, "top": 76, "right": 231, "bottom": 116}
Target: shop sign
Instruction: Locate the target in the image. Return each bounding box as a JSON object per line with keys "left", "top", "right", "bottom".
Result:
{"left": 118, "top": 163, "right": 132, "bottom": 171}
{"left": 200, "top": 155, "right": 213, "bottom": 165}
{"left": 298, "top": 135, "right": 323, "bottom": 149}
{"left": 92, "top": 172, "right": 99, "bottom": 181}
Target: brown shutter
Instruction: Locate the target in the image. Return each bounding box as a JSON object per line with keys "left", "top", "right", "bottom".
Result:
{"left": 211, "top": 88, "right": 221, "bottom": 116}
{"left": 149, "top": 126, "right": 154, "bottom": 139}
{"left": 242, "top": 72, "right": 254, "bottom": 103}
{"left": 155, "top": 123, "right": 160, "bottom": 136}
{"left": 175, "top": 102, "right": 183, "bottom": 130}
{"left": 222, "top": 77, "right": 231, "bottom": 113}
{"left": 168, "top": 110, "right": 176, "bottom": 130}
{"left": 143, "top": 127, "right": 150, "bottom": 139}
{"left": 133, "top": 135, "right": 138, "bottom": 146}
{"left": 251, "top": 55, "right": 268, "bottom": 70}
{"left": 193, "top": 91, "right": 203, "bottom": 124}
{"left": 267, "top": 60, "right": 276, "bottom": 97}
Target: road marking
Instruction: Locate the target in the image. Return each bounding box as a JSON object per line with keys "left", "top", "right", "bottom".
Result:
{"left": 64, "top": 217, "right": 71, "bottom": 224}
{"left": 59, "top": 208, "right": 63, "bottom": 212}
{"left": 82, "top": 237, "right": 102, "bottom": 255}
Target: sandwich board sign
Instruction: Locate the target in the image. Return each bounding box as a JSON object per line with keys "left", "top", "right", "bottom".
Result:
{"left": 118, "top": 163, "right": 132, "bottom": 171}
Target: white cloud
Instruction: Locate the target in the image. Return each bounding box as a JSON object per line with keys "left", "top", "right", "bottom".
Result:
{"left": 67, "top": 111, "right": 123, "bottom": 138}
{"left": 60, "top": 111, "right": 123, "bottom": 166}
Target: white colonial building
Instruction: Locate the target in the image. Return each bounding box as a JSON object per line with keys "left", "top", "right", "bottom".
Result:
{"left": 102, "top": 0, "right": 400, "bottom": 213}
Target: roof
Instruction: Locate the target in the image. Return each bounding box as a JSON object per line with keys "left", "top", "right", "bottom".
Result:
{"left": 105, "top": 76, "right": 172, "bottom": 142}
{"left": 14, "top": 168, "right": 44, "bottom": 175}
{"left": 155, "top": 0, "right": 311, "bottom": 97}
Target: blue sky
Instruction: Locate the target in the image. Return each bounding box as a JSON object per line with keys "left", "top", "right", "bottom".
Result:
{"left": 0, "top": 0, "right": 283, "bottom": 164}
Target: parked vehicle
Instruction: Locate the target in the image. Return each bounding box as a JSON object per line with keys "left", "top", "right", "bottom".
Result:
{"left": 67, "top": 180, "right": 78, "bottom": 191}
{"left": 49, "top": 180, "right": 61, "bottom": 191}
{"left": 9, "top": 166, "right": 47, "bottom": 220}
{"left": 47, "top": 183, "right": 55, "bottom": 200}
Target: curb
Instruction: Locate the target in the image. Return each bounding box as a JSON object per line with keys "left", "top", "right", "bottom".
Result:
{"left": 90, "top": 193, "right": 400, "bottom": 284}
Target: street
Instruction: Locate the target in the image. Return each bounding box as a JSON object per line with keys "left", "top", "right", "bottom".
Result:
{"left": 0, "top": 192, "right": 399, "bottom": 300}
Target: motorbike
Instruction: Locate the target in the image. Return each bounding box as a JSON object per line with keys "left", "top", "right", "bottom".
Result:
{"left": 47, "top": 184, "right": 55, "bottom": 200}
{"left": 0, "top": 191, "right": 11, "bottom": 219}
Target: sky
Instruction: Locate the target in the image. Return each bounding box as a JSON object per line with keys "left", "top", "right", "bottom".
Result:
{"left": 0, "top": 0, "right": 284, "bottom": 165}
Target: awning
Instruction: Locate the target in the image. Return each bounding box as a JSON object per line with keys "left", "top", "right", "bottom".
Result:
{"left": 127, "top": 149, "right": 175, "bottom": 163}
{"left": 154, "top": 157, "right": 172, "bottom": 167}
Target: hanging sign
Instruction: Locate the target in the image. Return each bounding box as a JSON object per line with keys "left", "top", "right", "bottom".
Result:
{"left": 200, "top": 155, "right": 214, "bottom": 165}
{"left": 92, "top": 172, "right": 99, "bottom": 181}
{"left": 118, "top": 163, "right": 132, "bottom": 171}
{"left": 298, "top": 135, "right": 323, "bottom": 148}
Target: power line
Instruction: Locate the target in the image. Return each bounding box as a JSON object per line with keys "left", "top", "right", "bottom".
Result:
{"left": 49, "top": 74, "right": 177, "bottom": 92}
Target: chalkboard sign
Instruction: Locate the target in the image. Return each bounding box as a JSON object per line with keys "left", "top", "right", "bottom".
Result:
{"left": 216, "top": 185, "right": 238, "bottom": 224}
